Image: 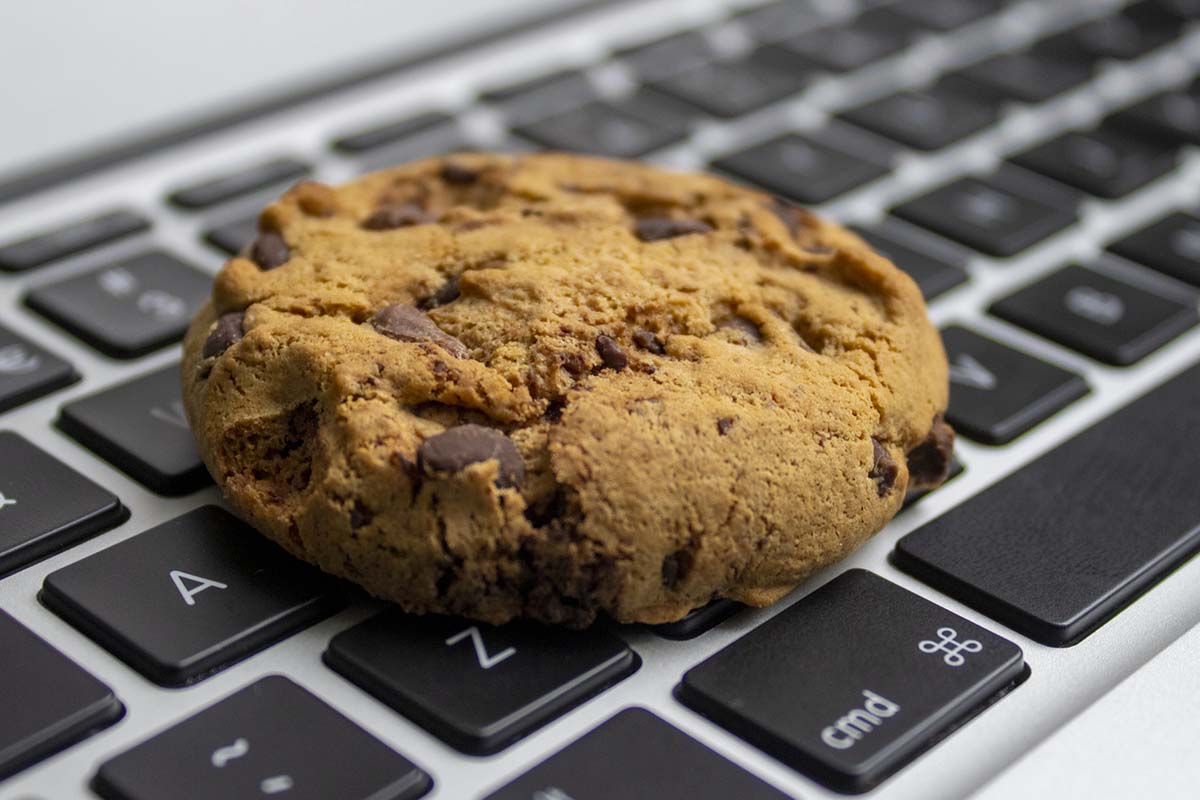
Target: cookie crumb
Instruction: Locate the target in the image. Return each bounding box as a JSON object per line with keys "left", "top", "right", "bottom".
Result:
{"left": 632, "top": 328, "right": 666, "bottom": 355}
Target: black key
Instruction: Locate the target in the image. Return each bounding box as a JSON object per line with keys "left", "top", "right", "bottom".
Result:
{"left": 58, "top": 365, "right": 209, "bottom": 496}
{"left": 481, "top": 70, "right": 596, "bottom": 124}
{"left": 889, "top": 0, "right": 1005, "bottom": 31}
{"left": 92, "top": 676, "right": 430, "bottom": 800}
{"left": 737, "top": 0, "right": 826, "bottom": 42}
{"left": 0, "top": 610, "right": 123, "bottom": 781}
{"left": 714, "top": 133, "right": 889, "bottom": 204}
{"left": 896, "top": 362, "right": 1200, "bottom": 645}
{"left": 893, "top": 171, "right": 1078, "bottom": 257}
{"left": 615, "top": 30, "right": 716, "bottom": 80}
{"left": 1037, "top": 2, "right": 1179, "bottom": 63}
{"left": 331, "top": 110, "right": 454, "bottom": 154}
{"left": 41, "top": 506, "right": 342, "bottom": 686}
{"left": 1108, "top": 87, "right": 1200, "bottom": 147}
{"left": 679, "top": 570, "right": 1025, "bottom": 793}
{"left": 25, "top": 250, "right": 211, "bottom": 359}
{"left": 204, "top": 216, "right": 258, "bottom": 257}
{"left": 765, "top": 12, "right": 914, "bottom": 73}
{"left": 1109, "top": 212, "right": 1200, "bottom": 287}
{"left": 1010, "top": 126, "right": 1177, "bottom": 199}
{"left": 949, "top": 50, "right": 1093, "bottom": 104}
{"left": 0, "top": 432, "right": 126, "bottom": 578}
{"left": 484, "top": 708, "right": 791, "bottom": 800}
{"left": 168, "top": 157, "right": 309, "bottom": 210}
{"left": 990, "top": 264, "right": 1198, "bottom": 365}
{"left": 0, "top": 323, "right": 78, "bottom": 413}
{"left": 852, "top": 224, "right": 968, "bottom": 300}
{"left": 647, "top": 53, "right": 809, "bottom": 118}
{"left": 0, "top": 210, "right": 149, "bottom": 273}
{"left": 940, "top": 326, "right": 1089, "bottom": 444}
{"left": 652, "top": 599, "right": 743, "bottom": 640}
{"left": 840, "top": 82, "right": 999, "bottom": 152}
{"left": 325, "top": 610, "right": 638, "bottom": 754}
{"left": 515, "top": 98, "right": 687, "bottom": 158}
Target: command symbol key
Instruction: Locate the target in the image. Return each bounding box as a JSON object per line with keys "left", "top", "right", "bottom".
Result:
{"left": 678, "top": 570, "right": 1026, "bottom": 794}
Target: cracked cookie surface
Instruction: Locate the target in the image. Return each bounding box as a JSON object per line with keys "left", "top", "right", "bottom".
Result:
{"left": 182, "top": 152, "right": 952, "bottom": 627}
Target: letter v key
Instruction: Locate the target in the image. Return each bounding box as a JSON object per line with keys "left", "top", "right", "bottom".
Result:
{"left": 949, "top": 353, "right": 997, "bottom": 391}
{"left": 445, "top": 626, "right": 516, "bottom": 669}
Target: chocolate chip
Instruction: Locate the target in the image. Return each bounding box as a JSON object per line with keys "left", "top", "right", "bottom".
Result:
{"left": 348, "top": 500, "right": 374, "bottom": 530}
{"left": 417, "top": 275, "right": 461, "bottom": 310}
{"left": 768, "top": 198, "right": 817, "bottom": 239}
{"left": 869, "top": 438, "right": 900, "bottom": 497}
{"left": 202, "top": 311, "right": 245, "bottom": 358}
{"left": 418, "top": 424, "right": 524, "bottom": 487}
{"left": 717, "top": 417, "right": 735, "bottom": 435}
{"left": 362, "top": 203, "right": 437, "bottom": 230}
{"left": 595, "top": 335, "right": 628, "bottom": 371}
{"left": 635, "top": 217, "right": 713, "bottom": 242}
{"left": 561, "top": 352, "right": 587, "bottom": 378}
{"left": 718, "top": 316, "right": 762, "bottom": 345}
{"left": 372, "top": 304, "right": 469, "bottom": 359}
{"left": 250, "top": 231, "right": 290, "bottom": 270}
{"left": 440, "top": 162, "right": 479, "bottom": 185}
{"left": 632, "top": 328, "right": 665, "bottom": 355}
{"left": 907, "top": 416, "right": 955, "bottom": 491}
{"left": 661, "top": 548, "right": 694, "bottom": 588}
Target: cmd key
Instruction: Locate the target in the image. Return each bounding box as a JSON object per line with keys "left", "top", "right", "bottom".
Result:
{"left": 679, "top": 570, "right": 1025, "bottom": 794}
{"left": 0, "top": 610, "right": 123, "bottom": 781}
{"left": 325, "top": 610, "right": 638, "bottom": 754}
{"left": 484, "top": 708, "right": 791, "bottom": 800}
{"left": 93, "top": 676, "right": 430, "bottom": 800}
{"left": 41, "top": 506, "right": 343, "bottom": 686}
{"left": 0, "top": 432, "right": 127, "bottom": 578}
{"left": 58, "top": 364, "right": 210, "bottom": 496}
{"left": 895, "top": 362, "right": 1200, "bottom": 646}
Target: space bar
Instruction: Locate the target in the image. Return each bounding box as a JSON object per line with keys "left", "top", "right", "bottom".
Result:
{"left": 895, "top": 361, "right": 1200, "bottom": 646}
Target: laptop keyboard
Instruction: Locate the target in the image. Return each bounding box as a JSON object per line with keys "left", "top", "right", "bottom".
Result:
{"left": 0, "top": 1, "right": 1198, "bottom": 798}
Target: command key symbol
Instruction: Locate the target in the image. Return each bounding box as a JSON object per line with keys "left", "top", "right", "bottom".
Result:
{"left": 919, "top": 627, "right": 982, "bottom": 667}
{"left": 0, "top": 491, "right": 15, "bottom": 510}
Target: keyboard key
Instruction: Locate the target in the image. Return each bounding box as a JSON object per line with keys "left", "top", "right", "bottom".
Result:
{"left": 41, "top": 506, "right": 342, "bottom": 686}
{"left": 615, "top": 30, "right": 716, "bottom": 80}
{"left": 941, "top": 326, "right": 1089, "bottom": 444}
{"left": 93, "top": 676, "right": 430, "bottom": 800}
{"left": 204, "top": 216, "right": 258, "bottom": 256}
{"left": 889, "top": 0, "right": 1006, "bottom": 31}
{"left": 0, "top": 323, "right": 78, "bottom": 413}
{"left": 58, "top": 365, "right": 209, "bottom": 496}
{"left": 25, "top": 250, "right": 211, "bottom": 359}
{"left": 0, "top": 210, "right": 149, "bottom": 273}
{"left": 714, "top": 133, "right": 889, "bottom": 204}
{"left": 1010, "top": 126, "right": 1177, "bottom": 199}
{"left": 949, "top": 50, "right": 1093, "bottom": 104}
{"left": 0, "top": 432, "right": 126, "bottom": 578}
{"left": 896, "top": 361, "right": 1200, "bottom": 645}
{"left": 764, "top": 12, "right": 914, "bottom": 73}
{"left": 168, "top": 157, "right": 309, "bottom": 210}
{"left": 1037, "top": 2, "right": 1179, "bottom": 63}
{"left": 990, "top": 264, "right": 1198, "bottom": 365}
{"left": 852, "top": 224, "right": 968, "bottom": 300}
{"left": 331, "top": 110, "right": 454, "bottom": 154}
{"left": 515, "top": 98, "right": 687, "bottom": 158}
{"left": 1109, "top": 212, "right": 1200, "bottom": 287}
{"left": 652, "top": 599, "right": 743, "bottom": 640}
{"left": 679, "top": 569, "right": 1025, "bottom": 793}
{"left": 481, "top": 69, "right": 596, "bottom": 124}
{"left": 325, "top": 610, "right": 638, "bottom": 754}
{"left": 647, "top": 53, "right": 809, "bottom": 118}
{"left": 484, "top": 708, "right": 791, "bottom": 800}
{"left": 0, "top": 609, "right": 123, "bottom": 780}
{"left": 894, "top": 172, "right": 1077, "bottom": 257}
{"left": 737, "top": 0, "right": 826, "bottom": 42}
{"left": 840, "top": 82, "right": 999, "bottom": 152}
{"left": 1108, "top": 87, "right": 1200, "bottom": 147}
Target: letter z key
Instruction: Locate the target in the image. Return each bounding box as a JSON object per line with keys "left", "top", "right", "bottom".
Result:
{"left": 678, "top": 570, "right": 1025, "bottom": 794}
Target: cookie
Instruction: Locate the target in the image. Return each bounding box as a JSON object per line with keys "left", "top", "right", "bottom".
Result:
{"left": 182, "top": 153, "right": 952, "bottom": 627}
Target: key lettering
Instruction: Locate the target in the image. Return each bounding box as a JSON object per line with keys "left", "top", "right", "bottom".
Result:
{"left": 1170, "top": 226, "right": 1200, "bottom": 261}
{"left": 150, "top": 400, "right": 189, "bottom": 429}
{"left": 820, "top": 690, "right": 900, "bottom": 750}
{"left": 0, "top": 344, "right": 41, "bottom": 375}
{"left": 445, "top": 625, "right": 517, "bottom": 669}
{"left": 533, "top": 788, "right": 576, "bottom": 800}
{"left": 948, "top": 353, "right": 997, "bottom": 390}
{"left": 1065, "top": 285, "right": 1124, "bottom": 325}
{"left": 919, "top": 626, "right": 982, "bottom": 667}
{"left": 211, "top": 737, "right": 249, "bottom": 768}
{"left": 260, "top": 775, "right": 294, "bottom": 795}
{"left": 0, "top": 491, "right": 16, "bottom": 510}
{"left": 170, "top": 569, "right": 229, "bottom": 606}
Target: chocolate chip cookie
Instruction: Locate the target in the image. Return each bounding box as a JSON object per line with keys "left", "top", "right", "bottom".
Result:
{"left": 182, "top": 153, "right": 952, "bottom": 627}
